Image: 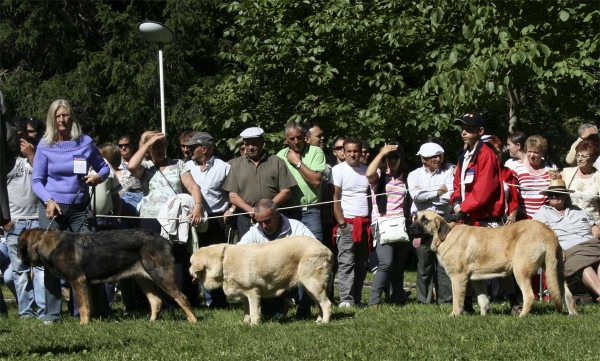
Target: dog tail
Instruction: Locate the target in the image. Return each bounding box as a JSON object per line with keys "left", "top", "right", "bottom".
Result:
{"left": 544, "top": 234, "right": 564, "bottom": 313}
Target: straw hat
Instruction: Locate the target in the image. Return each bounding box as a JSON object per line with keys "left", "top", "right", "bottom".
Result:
{"left": 539, "top": 179, "right": 575, "bottom": 195}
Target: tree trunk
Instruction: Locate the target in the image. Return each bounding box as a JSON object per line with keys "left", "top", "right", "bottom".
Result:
{"left": 507, "top": 83, "right": 520, "bottom": 134}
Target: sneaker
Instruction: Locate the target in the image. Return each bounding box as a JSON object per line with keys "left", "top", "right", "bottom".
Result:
{"left": 339, "top": 302, "right": 353, "bottom": 308}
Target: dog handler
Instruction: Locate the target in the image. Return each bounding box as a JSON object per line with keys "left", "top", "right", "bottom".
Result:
{"left": 447, "top": 112, "right": 512, "bottom": 311}
{"left": 32, "top": 99, "right": 111, "bottom": 323}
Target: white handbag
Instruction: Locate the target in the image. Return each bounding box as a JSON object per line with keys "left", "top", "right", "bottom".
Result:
{"left": 377, "top": 216, "right": 409, "bottom": 244}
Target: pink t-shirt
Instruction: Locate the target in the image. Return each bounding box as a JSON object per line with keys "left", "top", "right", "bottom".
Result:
{"left": 370, "top": 168, "right": 406, "bottom": 224}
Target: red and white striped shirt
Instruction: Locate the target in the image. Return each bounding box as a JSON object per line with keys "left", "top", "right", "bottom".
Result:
{"left": 512, "top": 163, "right": 551, "bottom": 218}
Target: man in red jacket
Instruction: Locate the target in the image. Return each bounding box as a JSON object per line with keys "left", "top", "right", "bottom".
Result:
{"left": 448, "top": 112, "right": 504, "bottom": 226}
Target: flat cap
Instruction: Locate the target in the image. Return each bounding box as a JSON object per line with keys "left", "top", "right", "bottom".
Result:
{"left": 417, "top": 143, "right": 445, "bottom": 157}
{"left": 240, "top": 127, "right": 264, "bottom": 139}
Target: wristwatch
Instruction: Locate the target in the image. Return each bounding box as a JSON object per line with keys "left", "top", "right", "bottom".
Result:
{"left": 339, "top": 222, "right": 347, "bottom": 229}
{"left": 296, "top": 161, "right": 303, "bottom": 169}
{"left": 228, "top": 207, "right": 235, "bottom": 213}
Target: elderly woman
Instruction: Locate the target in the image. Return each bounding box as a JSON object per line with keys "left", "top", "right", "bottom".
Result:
{"left": 511, "top": 135, "right": 560, "bottom": 219}
{"left": 562, "top": 140, "right": 600, "bottom": 236}
{"left": 533, "top": 180, "right": 600, "bottom": 301}
{"left": 32, "top": 99, "right": 110, "bottom": 323}
{"left": 366, "top": 141, "right": 412, "bottom": 306}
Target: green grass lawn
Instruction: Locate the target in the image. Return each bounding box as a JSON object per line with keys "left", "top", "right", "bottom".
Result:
{"left": 1, "top": 272, "right": 596, "bottom": 361}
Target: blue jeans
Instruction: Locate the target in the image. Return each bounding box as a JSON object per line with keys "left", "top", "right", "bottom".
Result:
{"left": 296, "top": 208, "right": 326, "bottom": 317}
{"left": 0, "top": 242, "right": 16, "bottom": 315}
{"left": 6, "top": 219, "right": 46, "bottom": 319}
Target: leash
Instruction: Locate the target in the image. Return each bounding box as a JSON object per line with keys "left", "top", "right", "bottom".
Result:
{"left": 40, "top": 215, "right": 57, "bottom": 243}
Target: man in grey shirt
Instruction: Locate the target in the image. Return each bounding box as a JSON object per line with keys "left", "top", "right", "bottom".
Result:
{"left": 4, "top": 117, "right": 46, "bottom": 319}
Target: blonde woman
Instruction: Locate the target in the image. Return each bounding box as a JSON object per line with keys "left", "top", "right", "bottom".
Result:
{"left": 32, "top": 99, "right": 109, "bottom": 323}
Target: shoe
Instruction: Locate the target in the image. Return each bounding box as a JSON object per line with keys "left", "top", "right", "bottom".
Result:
{"left": 339, "top": 302, "right": 353, "bottom": 308}
{"left": 274, "top": 312, "right": 285, "bottom": 320}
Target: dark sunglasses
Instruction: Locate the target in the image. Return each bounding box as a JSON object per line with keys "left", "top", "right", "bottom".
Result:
{"left": 333, "top": 146, "right": 344, "bottom": 151}
{"left": 547, "top": 193, "right": 565, "bottom": 199}
{"left": 118, "top": 143, "right": 131, "bottom": 148}
{"left": 386, "top": 154, "right": 401, "bottom": 160}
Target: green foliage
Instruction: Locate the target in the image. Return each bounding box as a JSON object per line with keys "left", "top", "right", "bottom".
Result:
{"left": 0, "top": 0, "right": 597, "bottom": 161}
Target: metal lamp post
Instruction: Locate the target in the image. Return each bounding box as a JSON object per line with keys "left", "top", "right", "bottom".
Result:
{"left": 138, "top": 21, "right": 175, "bottom": 136}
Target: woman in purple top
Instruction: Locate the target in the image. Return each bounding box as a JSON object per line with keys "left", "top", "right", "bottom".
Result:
{"left": 32, "top": 99, "right": 110, "bottom": 323}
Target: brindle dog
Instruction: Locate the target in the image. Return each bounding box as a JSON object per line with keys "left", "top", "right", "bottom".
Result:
{"left": 19, "top": 228, "right": 197, "bottom": 325}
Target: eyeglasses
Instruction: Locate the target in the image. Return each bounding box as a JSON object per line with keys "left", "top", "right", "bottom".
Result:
{"left": 333, "top": 146, "right": 344, "bottom": 151}
{"left": 118, "top": 143, "right": 131, "bottom": 148}
{"left": 386, "top": 154, "right": 401, "bottom": 160}
{"left": 575, "top": 154, "right": 591, "bottom": 160}
{"left": 547, "top": 194, "right": 565, "bottom": 199}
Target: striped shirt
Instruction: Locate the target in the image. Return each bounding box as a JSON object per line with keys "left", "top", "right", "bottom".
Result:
{"left": 512, "top": 162, "right": 551, "bottom": 218}
{"left": 370, "top": 168, "right": 406, "bottom": 224}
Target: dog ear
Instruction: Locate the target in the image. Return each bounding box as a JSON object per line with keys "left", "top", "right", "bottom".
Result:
{"left": 436, "top": 217, "right": 452, "bottom": 241}
{"left": 206, "top": 244, "right": 226, "bottom": 281}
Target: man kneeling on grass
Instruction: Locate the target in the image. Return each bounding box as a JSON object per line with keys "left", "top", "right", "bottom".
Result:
{"left": 238, "top": 199, "right": 315, "bottom": 319}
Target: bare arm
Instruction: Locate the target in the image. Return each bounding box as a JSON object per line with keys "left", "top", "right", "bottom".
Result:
{"left": 181, "top": 171, "right": 203, "bottom": 223}
{"left": 333, "top": 185, "right": 345, "bottom": 225}
{"left": 272, "top": 188, "right": 291, "bottom": 206}
{"left": 366, "top": 144, "right": 398, "bottom": 183}
{"left": 128, "top": 133, "right": 165, "bottom": 179}
{"left": 229, "top": 192, "right": 254, "bottom": 213}
{"left": 286, "top": 150, "right": 323, "bottom": 188}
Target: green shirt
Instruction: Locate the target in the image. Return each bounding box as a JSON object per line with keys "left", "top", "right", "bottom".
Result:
{"left": 276, "top": 145, "right": 326, "bottom": 206}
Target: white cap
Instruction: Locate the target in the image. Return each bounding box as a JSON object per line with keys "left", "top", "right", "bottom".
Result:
{"left": 240, "top": 127, "right": 264, "bottom": 139}
{"left": 417, "top": 143, "right": 445, "bottom": 157}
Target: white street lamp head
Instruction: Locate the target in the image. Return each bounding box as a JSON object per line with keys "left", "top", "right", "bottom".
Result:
{"left": 138, "top": 21, "right": 174, "bottom": 46}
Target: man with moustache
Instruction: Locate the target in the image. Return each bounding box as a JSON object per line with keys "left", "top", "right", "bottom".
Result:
{"left": 407, "top": 142, "right": 454, "bottom": 304}
{"left": 331, "top": 137, "right": 371, "bottom": 307}
{"left": 223, "top": 127, "right": 297, "bottom": 238}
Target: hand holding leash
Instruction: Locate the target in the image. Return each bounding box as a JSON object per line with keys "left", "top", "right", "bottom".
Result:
{"left": 45, "top": 200, "right": 62, "bottom": 219}
{"left": 444, "top": 211, "right": 466, "bottom": 223}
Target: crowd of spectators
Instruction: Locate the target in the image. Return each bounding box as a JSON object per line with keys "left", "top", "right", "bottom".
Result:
{"left": 2, "top": 95, "right": 600, "bottom": 322}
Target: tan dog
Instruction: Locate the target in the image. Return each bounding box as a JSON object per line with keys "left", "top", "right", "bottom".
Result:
{"left": 409, "top": 210, "right": 577, "bottom": 317}
{"left": 190, "top": 236, "right": 333, "bottom": 325}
